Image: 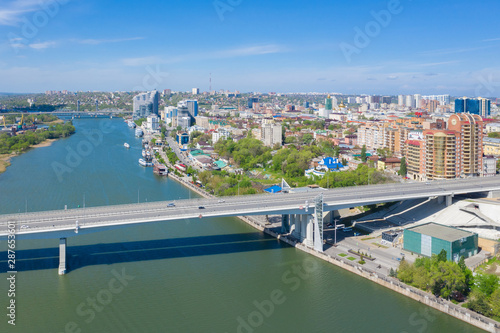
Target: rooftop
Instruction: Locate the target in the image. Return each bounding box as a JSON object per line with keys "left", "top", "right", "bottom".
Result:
{"left": 406, "top": 222, "right": 476, "bottom": 242}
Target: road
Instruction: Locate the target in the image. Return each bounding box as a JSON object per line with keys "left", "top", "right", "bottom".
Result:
{"left": 1, "top": 176, "right": 500, "bottom": 238}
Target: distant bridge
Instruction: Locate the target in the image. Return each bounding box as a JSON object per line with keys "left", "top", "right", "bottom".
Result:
{"left": 1, "top": 177, "right": 500, "bottom": 274}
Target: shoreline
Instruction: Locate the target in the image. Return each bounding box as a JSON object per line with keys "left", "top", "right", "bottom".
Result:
{"left": 164, "top": 168, "right": 500, "bottom": 333}
{"left": 0, "top": 139, "right": 57, "bottom": 174}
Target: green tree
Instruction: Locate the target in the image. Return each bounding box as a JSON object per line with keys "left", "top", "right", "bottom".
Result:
{"left": 360, "top": 145, "right": 367, "bottom": 162}
{"left": 475, "top": 273, "right": 500, "bottom": 297}
{"left": 399, "top": 157, "right": 407, "bottom": 177}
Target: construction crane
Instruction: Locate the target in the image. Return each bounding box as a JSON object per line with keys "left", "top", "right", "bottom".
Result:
{"left": 17, "top": 114, "right": 24, "bottom": 130}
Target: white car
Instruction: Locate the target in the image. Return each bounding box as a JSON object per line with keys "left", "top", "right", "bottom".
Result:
{"left": 218, "top": 199, "right": 225, "bottom": 203}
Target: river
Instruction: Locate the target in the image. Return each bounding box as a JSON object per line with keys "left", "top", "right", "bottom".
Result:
{"left": 0, "top": 119, "right": 483, "bottom": 332}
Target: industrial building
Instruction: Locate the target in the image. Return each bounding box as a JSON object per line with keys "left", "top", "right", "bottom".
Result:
{"left": 403, "top": 223, "right": 478, "bottom": 262}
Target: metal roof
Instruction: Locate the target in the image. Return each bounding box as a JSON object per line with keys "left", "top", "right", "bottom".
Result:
{"left": 406, "top": 222, "right": 476, "bottom": 242}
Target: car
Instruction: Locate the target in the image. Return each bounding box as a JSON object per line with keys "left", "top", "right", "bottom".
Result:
{"left": 167, "top": 203, "right": 175, "bottom": 207}
{"left": 218, "top": 199, "right": 225, "bottom": 203}
{"left": 198, "top": 206, "right": 205, "bottom": 209}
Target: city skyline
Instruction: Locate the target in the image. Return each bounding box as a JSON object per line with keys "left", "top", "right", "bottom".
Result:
{"left": 0, "top": 0, "right": 499, "bottom": 96}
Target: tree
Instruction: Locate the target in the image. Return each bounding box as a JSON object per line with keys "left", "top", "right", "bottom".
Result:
{"left": 333, "top": 145, "right": 340, "bottom": 158}
{"left": 302, "top": 133, "right": 314, "bottom": 145}
{"left": 360, "top": 145, "right": 367, "bottom": 162}
{"left": 475, "top": 273, "right": 500, "bottom": 297}
{"left": 399, "top": 157, "right": 407, "bottom": 177}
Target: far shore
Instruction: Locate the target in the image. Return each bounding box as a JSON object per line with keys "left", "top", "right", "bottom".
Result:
{"left": 0, "top": 139, "right": 57, "bottom": 174}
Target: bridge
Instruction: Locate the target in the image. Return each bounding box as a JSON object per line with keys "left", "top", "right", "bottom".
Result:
{"left": 2, "top": 177, "right": 500, "bottom": 274}
{"left": 1, "top": 110, "right": 131, "bottom": 118}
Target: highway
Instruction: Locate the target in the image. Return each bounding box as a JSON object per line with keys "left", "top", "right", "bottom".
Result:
{"left": 1, "top": 176, "right": 500, "bottom": 239}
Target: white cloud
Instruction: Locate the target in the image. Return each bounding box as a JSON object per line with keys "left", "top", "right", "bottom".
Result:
{"left": 75, "top": 37, "right": 145, "bottom": 45}
{"left": 482, "top": 38, "right": 500, "bottom": 42}
{"left": 121, "top": 44, "right": 287, "bottom": 66}
{"left": 29, "top": 41, "right": 57, "bottom": 49}
{"left": 0, "top": 0, "right": 65, "bottom": 26}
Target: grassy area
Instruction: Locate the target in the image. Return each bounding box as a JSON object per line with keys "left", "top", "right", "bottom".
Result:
{"left": 338, "top": 253, "right": 347, "bottom": 257}
{"left": 347, "top": 257, "right": 356, "bottom": 261}
{"left": 361, "top": 236, "right": 376, "bottom": 241}
{"left": 0, "top": 154, "right": 12, "bottom": 174}
{"left": 374, "top": 242, "right": 389, "bottom": 249}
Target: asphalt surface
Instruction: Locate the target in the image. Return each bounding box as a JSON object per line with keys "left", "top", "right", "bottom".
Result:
{"left": 1, "top": 176, "right": 500, "bottom": 237}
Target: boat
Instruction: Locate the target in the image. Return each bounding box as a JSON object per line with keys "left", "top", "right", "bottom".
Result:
{"left": 128, "top": 121, "right": 136, "bottom": 128}
{"left": 139, "top": 158, "right": 153, "bottom": 167}
{"left": 124, "top": 143, "right": 130, "bottom": 148}
{"left": 135, "top": 128, "right": 143, "bottom": 137}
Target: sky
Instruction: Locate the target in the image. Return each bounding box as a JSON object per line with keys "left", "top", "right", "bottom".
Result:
{"left": 0, "top": 0, "right": 499, "bottom": 96}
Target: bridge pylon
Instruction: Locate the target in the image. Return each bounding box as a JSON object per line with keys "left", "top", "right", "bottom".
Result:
{"left": 58, "top": 238, "right": 67, "bottom": 275}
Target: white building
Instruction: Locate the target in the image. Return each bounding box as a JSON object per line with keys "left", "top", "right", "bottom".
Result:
{"left": 405, "top": 95, "right": 415, "bottom": 108}
{"left": 212, "top": 129, "right": 230, "bottom": 143}
{"left": 486, "top": 123, "right": 500, "bottom": 133}
{"left": 146, "top": 114, "right": 160, "bottom": 131}
{"left": 192, "top": 88, "right": 199, "bottom": 95}
{"left": 398, "top": 95, "right": 404, "bottom": 106}
{"left": 261, "top": 121, "right": 282, "bottom": 147}
{"left": 483, "top": 156, "right": 497, "bottom": 177}
{"left": 133, "top": 90, "right": 159, "bottom": 120}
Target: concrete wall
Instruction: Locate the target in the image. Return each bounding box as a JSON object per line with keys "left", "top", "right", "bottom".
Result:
{"left": 479, "top": 237, "right": 500, "bottom": 255}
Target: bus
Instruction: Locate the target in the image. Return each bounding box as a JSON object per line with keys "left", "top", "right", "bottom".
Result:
{"left": 343, "top": 227, "right": 353, "bottom": 232}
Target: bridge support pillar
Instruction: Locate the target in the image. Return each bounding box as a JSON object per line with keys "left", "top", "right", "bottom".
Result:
{"left": 58, "top": 238, "right": 67, "bottom": 275}
{"left": 281, "top": 214, "right": 290, "bottom": 233}
{"left": 437, "top": 196, "right": 444, "bottom": 204}
{"left": 300, "top": 215, "right": 308, "bottom": 242}
{"left": 488, "top": 190, "right": 500, "bottom": 199}
{"left": 292, "top": 214, "right": 301, "bottom": 238}
{"left": 305, "top": 215, "right": 314, "bottom": 248}
{"left": 446, "top": 194, "right": 453, "bottom": 207}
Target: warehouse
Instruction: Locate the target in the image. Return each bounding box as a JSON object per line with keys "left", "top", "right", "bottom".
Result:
{"left": 403, "top": 223, "right": 478, "bottom": 262}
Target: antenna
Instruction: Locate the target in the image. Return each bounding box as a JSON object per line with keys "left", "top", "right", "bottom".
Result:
{"left": 209, "top": 73, "right": 212, "bottom": 92}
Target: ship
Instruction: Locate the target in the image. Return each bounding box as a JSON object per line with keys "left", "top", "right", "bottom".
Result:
{"left": 139, "top": 158, "right": 153, "bottom": 167}
{"left": 127, "top": 121, "right": 136, "bottom": 128}
{"left": 135, "top": 128, "right": 143, "bottom": 137}
{"left": 124, "top": 143, "right": 130, "bottom": 149}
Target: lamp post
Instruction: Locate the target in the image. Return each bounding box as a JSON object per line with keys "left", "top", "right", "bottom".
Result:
{"left": 334, "top": 218, "right": 338, "bottom": 244}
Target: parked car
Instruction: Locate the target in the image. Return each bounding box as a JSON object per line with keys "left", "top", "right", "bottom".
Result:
{"left": 218, "top": 199, "right": 225, "bottom": 203}
{"left": 198, "top": 206, "right": 205, "bottom": 209}
{"left": 167, "top": 203, "right": 175, "bottom": 207}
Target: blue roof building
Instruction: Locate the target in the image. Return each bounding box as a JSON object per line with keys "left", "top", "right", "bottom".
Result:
{"left": 317, "top": 157, "right": 344, "bottom": 171}
{"left": 264, "top": 185, "right": 282, "bottom": 193}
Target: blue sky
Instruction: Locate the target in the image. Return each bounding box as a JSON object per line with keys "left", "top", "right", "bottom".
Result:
{"left": 0, "top": 0, "right": 499, "bottom": 96}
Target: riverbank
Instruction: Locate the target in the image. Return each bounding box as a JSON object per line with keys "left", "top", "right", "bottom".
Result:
{"left": 0, "top": 138, "right": 58, "bottom": 174}
{"left": 0, "top": 154, "right": 13, "bottom": 174}
{"left": 160, "top": 151, "right": 500, "bottom": 332}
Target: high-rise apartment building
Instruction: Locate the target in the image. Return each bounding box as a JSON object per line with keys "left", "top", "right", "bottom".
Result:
{"left": 405, "top": 95, "right": 415, "bottom": 108}
{"left": 423, "top": 130, "right": 461, "bottom": 180}
{"left": 398, "top": 95, "right": 404, "bottom": 106}
{"left": 261, "top": 120, "right": 282, "bottom": 147}
{"left": 192, "top": 88, "right": 199, "bottom": 95}
{"left": 454, "top": 97, "right": 490, "bottom": 117}
{"left": 133, "top": 90, "right": 159, "bottom": 120}
{"left": 448, "top": 113, "right": 483, "bottom": 177}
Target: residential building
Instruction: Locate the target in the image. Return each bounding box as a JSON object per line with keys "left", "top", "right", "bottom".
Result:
{"left": 423, "top": 130, "right": 461, "bottom": 179}
{"left": 406, "top": 140, "right": 425, "bottom": 180}
{"left": 455, "top": 97, "right": 490, "bottom": 117}
{"left": 261, "top": 120, "right": 282, "bottom": 147}
{"left": 146, "top": 114, "right": 159, "bottom": 131}
{"left": 448, "top": 113, "right": 483, "bottom": 177}
{"left": 483, "top": 137, "right": 500, "bottom": 156}
{"left": 484, "top": 156, "right": 497, "bottom": 177}
{"left": 132, "top": 90, "right": 159, "bottom": 120}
